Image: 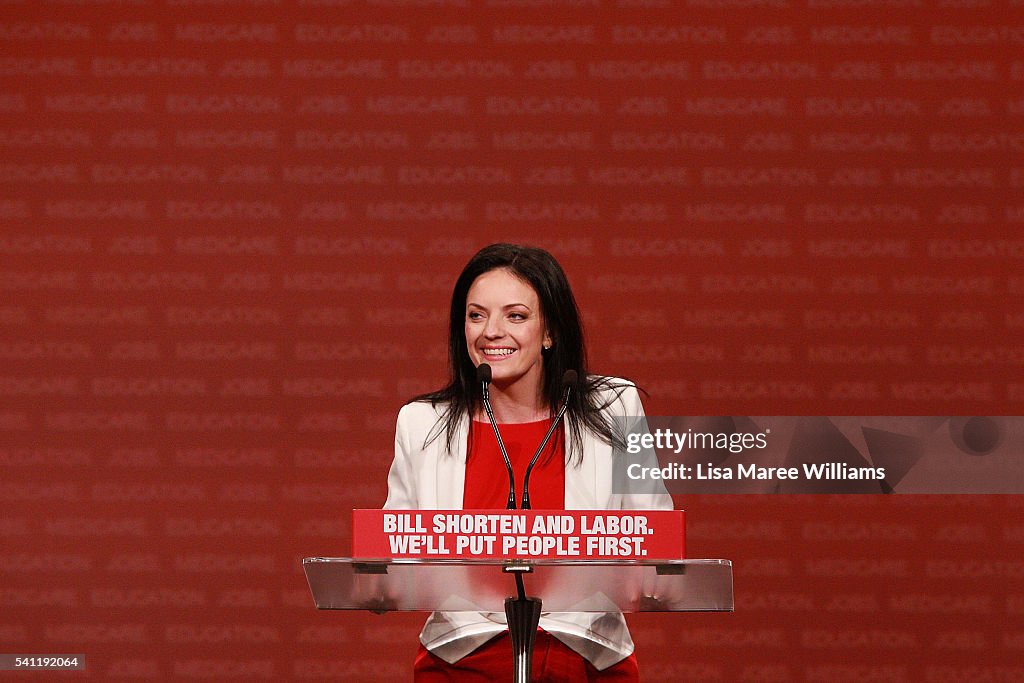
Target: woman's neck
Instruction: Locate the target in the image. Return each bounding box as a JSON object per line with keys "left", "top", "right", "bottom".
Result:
{"left": 479, "top": 381, "right": 548, "bottom": 423}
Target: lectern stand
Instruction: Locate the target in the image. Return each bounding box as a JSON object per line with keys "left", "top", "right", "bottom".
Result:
{"left": 303, "top": 557, "right": 733, "bottom": 683}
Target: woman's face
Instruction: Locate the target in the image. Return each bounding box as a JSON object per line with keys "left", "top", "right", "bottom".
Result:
{"left": 464, "top": 268, "right": 552, "bottom": 388}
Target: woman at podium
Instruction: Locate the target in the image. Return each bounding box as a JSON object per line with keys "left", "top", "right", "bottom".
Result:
{"left": 384, "top": 243, "right": 671, "bottom": 681}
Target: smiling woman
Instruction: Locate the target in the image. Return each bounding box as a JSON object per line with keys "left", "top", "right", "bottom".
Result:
{"left": 465, "top": 268, "right": 552, "bottom": 419}
{"left": 382, "top": 243, "right": 672, "bottom": 682}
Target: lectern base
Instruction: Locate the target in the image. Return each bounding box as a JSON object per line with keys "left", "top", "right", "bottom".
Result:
{"left": 504, "top": 596, "right": 542, "bottom": 683}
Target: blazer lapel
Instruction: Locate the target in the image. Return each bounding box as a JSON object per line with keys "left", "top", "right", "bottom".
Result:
{"left": 565, "top": 422, "right": 598, "bottom": 510}
{"left": 434, "top": 413, "right": 468, "bottom": 509}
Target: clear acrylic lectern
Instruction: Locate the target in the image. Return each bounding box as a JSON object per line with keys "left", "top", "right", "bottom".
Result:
{"left": 303, "top": 557, "right": 733, "bottom": 683}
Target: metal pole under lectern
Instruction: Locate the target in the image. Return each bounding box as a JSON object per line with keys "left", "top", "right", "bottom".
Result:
{"left": 503, "top": 564, "right": 541, "bottom": 683}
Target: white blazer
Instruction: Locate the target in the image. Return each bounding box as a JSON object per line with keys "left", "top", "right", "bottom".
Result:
{"left": 383, "top": 379, "right": 672, "bottom": 670}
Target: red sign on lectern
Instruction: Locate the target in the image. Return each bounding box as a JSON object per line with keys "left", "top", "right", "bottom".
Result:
{"left": 352, "top": 509, "right": 685, "bottom": 561}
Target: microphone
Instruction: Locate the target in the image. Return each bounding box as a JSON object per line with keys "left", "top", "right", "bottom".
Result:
{"left": 477, "top": 363, "right": 517, "bottom": 509}
{"left": 521, "top": 370, "right": 577, "bottom": 510}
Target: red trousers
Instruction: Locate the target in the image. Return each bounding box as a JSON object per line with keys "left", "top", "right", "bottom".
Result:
{"left": 413, "top": 631, "right": 639, "bottom": 682}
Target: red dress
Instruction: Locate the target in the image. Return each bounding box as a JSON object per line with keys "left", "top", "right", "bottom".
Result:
{"left": 413, "top": 418, "right": 640, "bottom": 683}
{"left": 464, "top": 418, "right": 566, "bottom": 510}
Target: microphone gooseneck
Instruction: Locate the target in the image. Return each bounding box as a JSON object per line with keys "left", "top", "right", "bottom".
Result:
{"left": 521, "top": 369, "right": 577, "bottom": 510}
{"left": 477, "top": 363, "right": 517, "bottom": 510}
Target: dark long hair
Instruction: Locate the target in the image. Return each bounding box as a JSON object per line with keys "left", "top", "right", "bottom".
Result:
{"left": 410, "top": 243, "right": 634, "bottom": 464}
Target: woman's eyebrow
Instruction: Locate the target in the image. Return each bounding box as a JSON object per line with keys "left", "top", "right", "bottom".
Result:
{"left": 466, "top": 302, "right": 532, "bottom": 310}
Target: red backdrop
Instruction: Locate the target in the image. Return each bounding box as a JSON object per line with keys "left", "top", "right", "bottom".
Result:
{"left": 2, "top": 2, "right": 1022, "bottom": 680}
